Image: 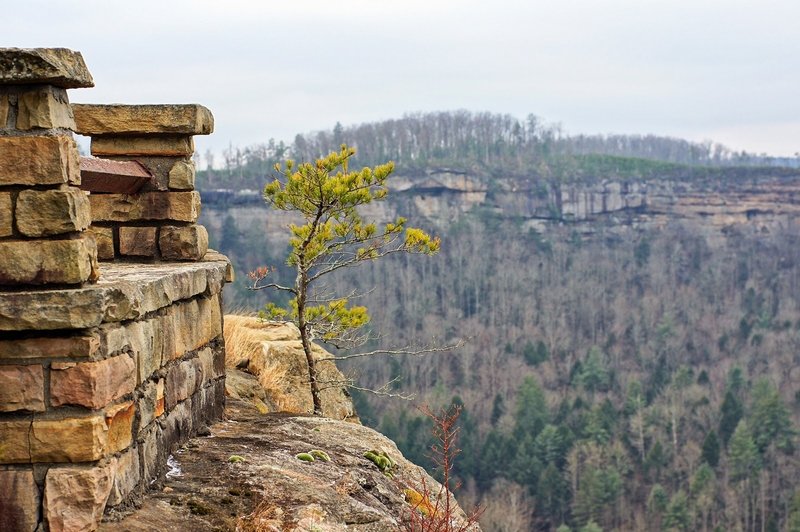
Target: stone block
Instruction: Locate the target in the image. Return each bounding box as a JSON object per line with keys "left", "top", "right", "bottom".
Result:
{"left": 0, "top": 47, "right": 94, "bottom": 88}
{"left": 88, "top": 225, "right": 115, "bottom": 260}
{"left": 165, "top": 357, "right": 203, "bottom": 410}
{"left": 138, "top": 378, "right": 165, "bottom": 433}
{"left": 0, "top": 420, "right": 33, "bottom": 463}
{"left": 72, "top": 104, "right": 213, "bottom": 135}
{"left": 168, "top": 159, "right": 195, "bottom": 190}
{"left": 0, "top": 192, "right": 12, "bottom": 237}
{"left": 118, "top": 226, "right": 158, "bottom": 257}
{"left": 44, "top": 464, "right": 113, "bottom": 532}
{"left": 0, "top": 259, "right": 229, "bottom": 331}
{"left": 91, "top": 135, "right": 194, "bottom": 157}
{"left": 0, "top": 93, "right": 8, "bottom": 128}
{"left": 0, "top": 135, "right": 80, "bottom": 186}
{"left": 192, "top": 379, "right": 225, "bottom": 430}
{"left": 16, "top": 86, "right": 75, "bottom": 130}
{"left": 15, "top": 188, "right": 91, "bottom": 237}
{"left": 0, "top": 335, "right": 99, "bottom": 360}
{"left": 161, "top": 397, "right": 193, "bottom": 452}
{"left": 50, "top": 354, "right": 136, "bottom": 409}
{"left": 0, "top": 469, "right": 40, "bottom": 532}
{"left": 89, "top": 191, "right": 201, "bottom": 223}
{"left": 139, "top": 424, "right": 164, "bottom": 484}
{"left": 198, "top": 345, "right": 225, "bottom": 384}
{"left": 166, "top": 294, "right": 222, "bottom": 360}
{"left": 105, "top": 400, "right": 135, "bottom": 454}
{"left": 124, "top": 318, "right": 162, "bottom": 383}
{"left": 30, "top": 416, "right": 108, "bottom": 462}
{"left": 107, "top": 448, "right": 141, "bottom": 507}
{"left": 0, "top": 286, "right": 130, "bottom": 331}
{"left": 0, "top": 235, "right": 98, "bottom": 285}
{"left": 0, "top": 364, "right": 44, "bottom": 412}
{"left": 159, "top": 224, "right": 208, "bottom": 260}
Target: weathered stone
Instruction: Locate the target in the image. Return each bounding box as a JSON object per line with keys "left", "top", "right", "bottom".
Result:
{"left": 167, "top": 159, "right": 195, "bottom": 190}
{"left": 0, "top": 420, "right": 33, "bottom": 463}
{"left": 0, "top": 93, "right": 8, "bottom": 128}
{"left": 119, "top": 318, "right": 162, "bottom": 383}
{"left": 139, "top": 424, "right": 164, "bottom": 484}
{"left": 50, "top": 355, "right": 136, "bottom": 409}
{"left": 44, "top": 464, "right": 113, "bottom": 532}
{"left": 0, "top": 335, "right": 99, "bottom": 360}
{"left": 88, "top": 225, "right": 115, "bottom": 260}
{"left": 198, "top": 345, "right": 225, "bottom": 383}
{"left": 91, "top": 136, "right": 194, "bottom": 157}
{"left": 205, "top": 249, "right": 234, "bottom": 282}
{"left": 0, "top": 48, "right": 94, "bottom": 88}
{"left": 190, "top": 380, "right": 225, "bottom": 431}
{"left": 162, "top": 397, "right": 193, "bottom": 451}
{"left": 0, "top": 192, "right": 12, "bottom": 237}
{"left": 0, "top": 235, "right": 98, "bottom": 285}
{"left": 165, "top": 357, "right": 203, "bottom": 410}
{"left": 73, "top": 104, "right": 213, "bottom": 135}
{"left": 138, "top": 378, "right": 165, "bottom": 433}
{"left": 0, "top": 286, "right": 132, "bottom": 331}
{"left": 118, "top": 226, "right": 158, "bottom": 257}
{"left": 30, "top": 416, "right": 107, "bottom": 462}
{"left": 0, "top": 257, "right": 229, "bottom": 330}
{"left": 105, "top": 400, "right": 135, "bottom": 453}
{"left": 159, "top": 224, "right": 208, "bottom": 260}
{"left": 223, "top": 316, "right": 356, "bottom": 419}
{"left": 0, "top": 364, "right": 44, "bottom": 412}
{"left": 107, "top": 448, "right": 141, "bottom": 507}
{"left": 0, "top": 470, "right": 40, "bottom": 532}
{"left": 0, "top": 135, "right": 80, "bottom": 186}
{"left": 16, "top": 86, "right": 75, "bottom": 130}
{"left": 165, "top": 294, "right": 222, "bottom": 360}
{"left": 15, "top": 188, "right": 91, "bottom": 237}
{"left": 89, "top": 191, "right": 200, "bottom": 222}
{"left": 30, "top": 415, "right": 108, "bottom": 462}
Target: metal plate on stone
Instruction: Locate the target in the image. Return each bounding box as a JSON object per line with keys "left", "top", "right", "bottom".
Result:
{"left": 79, "top": 157, "right": 153, "bottom": 194}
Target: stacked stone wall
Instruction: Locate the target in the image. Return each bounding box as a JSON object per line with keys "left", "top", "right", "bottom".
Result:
{"left": 0, "top": 48, "right": 98, "bottom": 286}
{"left": 0, "top": 48, "right": 232, "bottom": 532}
{"left": 0, "top": 258, "right": 231, "bottom": 531}
{"left": 73, "top": 103, "right": 212, "bottom": 261}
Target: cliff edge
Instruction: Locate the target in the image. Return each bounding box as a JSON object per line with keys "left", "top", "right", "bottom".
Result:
{"left": 101, "top": 317, "right": 480, "bottom": 531}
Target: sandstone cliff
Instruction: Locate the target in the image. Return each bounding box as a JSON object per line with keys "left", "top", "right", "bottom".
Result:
{"left": 200, "top": 169, "right": 800, "bottom": 247}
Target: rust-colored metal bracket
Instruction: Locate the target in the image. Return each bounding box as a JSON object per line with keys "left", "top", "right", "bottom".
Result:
{"left": 79, "top": 157, "right": 154, "bottom": 194}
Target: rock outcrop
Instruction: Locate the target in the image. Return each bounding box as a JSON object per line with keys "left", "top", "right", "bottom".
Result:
{"left": 223, "top": 315, "right": 357, "bottom": 421}
{"left": 101, "top": 399, "right": 480, "bottom": 532}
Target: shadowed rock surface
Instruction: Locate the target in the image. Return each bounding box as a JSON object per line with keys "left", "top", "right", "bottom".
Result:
{"left": 101, "top": 399, "right": 480, "bottom": 531}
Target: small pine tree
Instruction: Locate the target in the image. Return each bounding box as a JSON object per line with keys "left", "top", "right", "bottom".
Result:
{"left": 250, "top": 145, "right": 441, "bottom": 414}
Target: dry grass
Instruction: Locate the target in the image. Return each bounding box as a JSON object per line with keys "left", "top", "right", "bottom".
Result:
{"left": 223, "top": 315, "right": 301, "bottom": 412}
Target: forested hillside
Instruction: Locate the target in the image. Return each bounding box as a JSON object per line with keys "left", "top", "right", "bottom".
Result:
{"left": 199, "top": 112, "right": 800, "bottom": 531}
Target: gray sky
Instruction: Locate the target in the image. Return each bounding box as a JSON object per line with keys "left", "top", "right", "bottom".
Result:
{"left": 6, "top": 0, "right": 800, "bottom": 161}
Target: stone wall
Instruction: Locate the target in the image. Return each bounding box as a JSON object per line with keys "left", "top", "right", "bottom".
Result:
{"left": 73, "top": 104, "right": 212, "bottom": 261}
{"left": 0, "top": 48, "right": 232, "bottom": 532}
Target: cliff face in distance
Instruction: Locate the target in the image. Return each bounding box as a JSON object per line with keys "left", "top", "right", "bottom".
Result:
{"left": 201, "top": 167, "right": 800, "bottom": 248}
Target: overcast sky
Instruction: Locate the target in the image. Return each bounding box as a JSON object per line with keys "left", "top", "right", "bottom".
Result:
{"left": 5, "top": 0, "right": 800, "bottom": 161}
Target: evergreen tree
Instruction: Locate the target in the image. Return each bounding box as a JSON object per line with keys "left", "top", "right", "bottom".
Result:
{"left": 701, "top": 430, "right": 720, "bottom": 467}
{"left": 537, "top": 462, "right": 570, "bottom": 524}
{"left": 663, "top": 490, "right": 691, "bottom": 531}
{"left": 513, "top": 376, "right": 549, "bottom": 439}
{"left": 251, "top": 145, "right": 440, "bottom": 414}
{"left": 719, "top": 389, "right": 743, "bottom": 446}
{"left": 579, "top": 346, "right": 610, "bottom": 397}
{"left": 490, "top": 393, "right": 505, "bottom": 426}
{"left": 750, "top": 378, "right": 794, "bottom": 454}
{"left": 728, "top": 420, "right": 760, "bottom": 482}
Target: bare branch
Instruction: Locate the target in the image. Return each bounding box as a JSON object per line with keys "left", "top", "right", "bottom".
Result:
{"left": 317, "top": 339, "right": 465, "bottom": 362}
